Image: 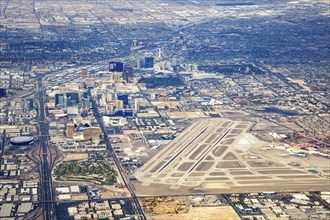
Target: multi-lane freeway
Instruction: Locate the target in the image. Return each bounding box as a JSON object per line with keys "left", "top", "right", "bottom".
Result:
{"left": 36, "top": 76, "right": 56, "bottom": 220}
{"left": 30, "top": 60, "right": 147, "bottom": 220}
{"left": 0, "top": 130, "right": 5, "bottom": 166}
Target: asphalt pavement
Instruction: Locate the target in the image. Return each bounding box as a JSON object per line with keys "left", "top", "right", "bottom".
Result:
{"left": 37, "top": 77, "right": 55, "bottom": 220}
{"left": 91, "top": 97, "right": 146, "bottom": 220}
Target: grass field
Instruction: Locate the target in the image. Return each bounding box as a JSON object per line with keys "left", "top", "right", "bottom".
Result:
{"left": 54, "top": 159, "right": 117, "bottom": 185}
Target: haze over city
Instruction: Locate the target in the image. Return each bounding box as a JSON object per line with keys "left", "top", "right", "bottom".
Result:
{"left": 0, "top": 0, "right": 329, "bottom": 219}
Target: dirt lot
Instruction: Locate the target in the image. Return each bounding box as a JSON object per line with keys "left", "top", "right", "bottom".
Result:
{"left": 148, "top": 206, "right": 240, "bottom": 220}
{"left": 167, "top": 111, "right": 208, "bottom": 118}
{"left": 216, "top": 161, "right": 245, "bottom": 168}
{"left": 229, "top": 171, "right": 253, "bottom": 175}
{"left": 63, "top": 153, "right": 88, "bottom": 161}
{"left": 247, "top": 160, "right": 284, "bottom": 167}
{"left": 209, "top": 172, "right": 226, "bottom": 176}
{"left": 212, "top": 146, "right": 228, "bottom": 157}
{"left": 153, "top": 200, "right": 177, "bottom": 215}
{"left": 71, "top": 194, "right": 88, "bottom": 201}
{"left": 178, "top": 162, "right": 194, "bottom": 171}
{"left": 258, "top": 170, "right": 304, "bottom": 174}
{"left": 196, "top": 162, "right": 214, "bottom": 171}
{"left": 223, "top": 152, "right": 238, "bottom": 160}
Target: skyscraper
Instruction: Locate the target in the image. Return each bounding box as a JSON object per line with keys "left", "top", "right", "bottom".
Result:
{"left": 0, "top": 88, "right": 6, "bottom": 97}
{"left": 66, "top": 93, "right": 80, "bottom": 107}
{"left": 123, "top": 66, "right": 133, "bottom": 82}
{"left": 110, "top": 72, "right": 122, "bottom": 82}
{"left": 82, "top": 93, "right": 89, "bottom": 108}
{"left": 109, "top": 61, "right": 124, "bottom": 72}
{"left": 28, "top": 99, "right": 34, "bottom": 111}
{"left": 134, "top": 98, "right": 140, "bottom": 112}
{"left": 144, "top": 57, "right": 154, "bottom": 68}
{"left": 81, "top": 68, "right": 88, "bottom": 78}
{"left": 136, "top": 60, "right": 141, "bottom": 69}
{"left": 157, "top": 48, "right": 162, "bottom": 59}
{"left": 118, "top": 94, "right": 129, "bottom": 105}
{"left": 115, "top": 100, "right": 124, "bottom": 110}
{"left": 106, "top": 103, "right": 115, "bottom": 114}
{"left": 55, "top": 94, "right": 65, "bottom": 109}
{"left": 67, "top": 123, "right": 75, "bottom": 138}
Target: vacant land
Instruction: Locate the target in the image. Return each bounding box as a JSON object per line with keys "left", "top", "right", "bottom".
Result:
{"left": 62, "top": 153, "right": 88, "bottom": 161}
{"left": 148, "top": 206, "right": 240, "bottom": 220}
{"left": 139, "top": 198, "right": 189, "bottom": 215}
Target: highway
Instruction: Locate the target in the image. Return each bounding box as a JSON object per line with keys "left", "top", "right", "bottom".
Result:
{"left": 0, "top": 130, "right": 5, "bottom": 166}
{"left": 36, "top": 76, "right": 56, "bottom": 220}
{"left": 90, "top": 97, "right": 146, "bottom": 220}
{"left": 29, "top": 62, "right": 144, "bottom": 220}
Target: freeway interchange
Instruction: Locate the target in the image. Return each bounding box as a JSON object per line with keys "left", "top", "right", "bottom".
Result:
{"left": 34, "top": 74, "right": 146, "bottom": 219}
{"left": 36, "top": 76, "right": 56, "bottom": 220}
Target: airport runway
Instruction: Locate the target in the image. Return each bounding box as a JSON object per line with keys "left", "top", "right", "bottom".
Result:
{"left": 134, "top": 118, "right": 330, "bottom": 195}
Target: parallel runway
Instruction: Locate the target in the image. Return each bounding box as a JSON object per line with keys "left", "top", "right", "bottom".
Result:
{"left": 134, "top": 119, "right": 330, "bottom": 195}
